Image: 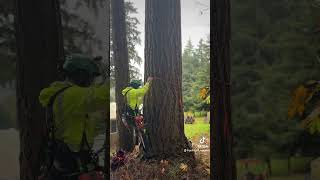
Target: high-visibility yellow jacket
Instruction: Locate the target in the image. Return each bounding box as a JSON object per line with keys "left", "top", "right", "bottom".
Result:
{"left": 122, "top": 82, "right": 150, "bottom": 110}
{"left": 39, "top": 81, "right": 108, "bottom": 152}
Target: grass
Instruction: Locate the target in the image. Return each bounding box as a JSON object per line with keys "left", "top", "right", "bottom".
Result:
{"left": 236, "top": 161, "right": 267, "bottom": 176}
{"left": 184, "top": 111, "right": 208, "bottom": 118}
{"left": 236, "top": 157, "right": 309, "bottom": 180}
{"left": 184, "top": 117, "right": 210, "bottom": 139}
{"left": 269, "top": 174, "right": 304, "bottom": 180}
{"left": 270, "top": 159, "right": 289, "bottom": 176}
{"left": 290, "top": 157, "right": 313, "bottom": 173}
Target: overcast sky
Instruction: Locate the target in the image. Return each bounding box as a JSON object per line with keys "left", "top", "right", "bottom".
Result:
{"left": 128, "top": 0, "right": 210, "bottom": 78}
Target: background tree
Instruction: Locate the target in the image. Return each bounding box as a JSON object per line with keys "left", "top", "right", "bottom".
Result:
{"left": 0, "top": 0, "right": 16, "bottom": 129}
{"left": 212, "top": 0, "right": 236, "bottom": 179}
{"left": 182, "top": 39, "right": 198, "bottom": 112}
{"left": 104, "top": 0, "right": 110, "bottom": 177}
{"left": 125, "top": 2, "right": 142, "bottom": 79}
{"left": 144, "top": 0, "right": 192, "bottom": 159}
{"left": 182, "top": 37, "right": 210, "bottom": 113}
{"left": 14, "top": 0, "right": 63, "bottom": 178}
{"left": 110, "top": 2, "right": 142, "bottom": 89}
{"left": 0, "top": 0, "right": 105, "bottom": 87}
{"left": 0, "top": 0, "right": 16, "bottom": 86}
{"left": 59, "top": 0, "right": 104, "bottom": 55}
{"left": 111, "top": 0, "right": 132, "bottom": 152}
{"left": 231, "top": 0, "right": 320, "bottom": 161}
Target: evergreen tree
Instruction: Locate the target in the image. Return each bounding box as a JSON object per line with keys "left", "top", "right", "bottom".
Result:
{"left": 111, "top": 0, "right": 132, "bottom": 152}
{"left": 110, "top": 1, "right": 142, "bottom": 89}
{"left": 231, "top": 0, "right": 320, "bottom": 158}
{"left": 0, "top": 1, "right": 15, "bottom": 86}
{"left": 182, "top": 39, "right": 197, "bottom": 111}
{"left": 182, "top": 38, "right": 210, "bottom": 112}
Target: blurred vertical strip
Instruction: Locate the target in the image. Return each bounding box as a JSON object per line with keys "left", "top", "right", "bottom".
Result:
{"left": 211, "top": 0, "right": 236, "bottom": 179}
{"left": 14, "top": 0, "right": 63, "bottom": 178}
{"left": 105, "top": 0, "right": 111, "bottom": 178}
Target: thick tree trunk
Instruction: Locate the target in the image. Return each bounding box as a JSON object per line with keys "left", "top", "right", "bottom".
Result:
{"left": 111, "top": 0, "right": 132, "bottom": 152}
{"left": 105, "top": 0, "right": 111, "bottom": 178}
{"left": 144, "top": 0, "right": 192, "bottom": 159}
{"left": 14, "top": 0, "right": 63, "bottom": 179}
{"left": 211, "top": 0, "right": 236, "bottom": 179}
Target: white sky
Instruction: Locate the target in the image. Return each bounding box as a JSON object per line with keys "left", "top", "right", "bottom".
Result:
{"left": 128, "top": 0, "right": 210, "bottom": 79}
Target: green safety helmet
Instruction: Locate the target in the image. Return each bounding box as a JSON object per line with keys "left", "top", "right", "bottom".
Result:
{"left": 63, "top": 54, "right": 100, "bottom": 77}
{"left": 130, "top": 79, "right": 142, "bottom": 89}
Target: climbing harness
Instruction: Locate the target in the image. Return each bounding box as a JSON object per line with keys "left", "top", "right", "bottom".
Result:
{"left": 121, "top": 86, "right": 149, "bottom": 151}
{"left": 39, "top": 85, "right": 105, "bottom": 179}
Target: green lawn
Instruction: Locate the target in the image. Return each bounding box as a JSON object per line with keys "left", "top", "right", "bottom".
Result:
{"left": 269, "top": 174, "right": 304, "bottom": 180}
{"left": 184, "top": 117, "right": 210, "bottom": 139}
{"left": 270, "top": 159, "right": 289, "bottom": 176}
{"left": 236, "top": 158, "right": 308, "bottom": 180}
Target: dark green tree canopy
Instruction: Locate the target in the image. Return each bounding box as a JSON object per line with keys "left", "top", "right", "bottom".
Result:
{"left": 182, "top": 37, "right": 210, "bottom": 112}
{"left": 231, "top": 0, "right": 320, "bottom": 158}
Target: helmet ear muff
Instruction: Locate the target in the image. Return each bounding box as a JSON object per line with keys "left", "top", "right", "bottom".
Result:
{"left": 130, "top": 79, "right": 142, "bottom": 89}
{"left": 131, "top": 84, "right": 140, "bottom": 89}
{"left": 67, "top": 69, "right": 93, "bottom": 87}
